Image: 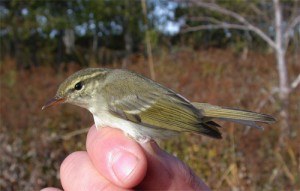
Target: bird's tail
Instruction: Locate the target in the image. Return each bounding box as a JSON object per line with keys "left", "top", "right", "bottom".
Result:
{"left": 193, "top": 103, "right": 276, "bottom": 129}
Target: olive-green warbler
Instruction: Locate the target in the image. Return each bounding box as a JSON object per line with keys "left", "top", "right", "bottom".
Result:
{"left": 43, "top": 68, "right": 275, "bottom": 143}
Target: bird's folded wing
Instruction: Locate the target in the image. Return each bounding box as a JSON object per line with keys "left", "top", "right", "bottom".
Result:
{"left": 102, "top": 83, "right": 206, "bottom": 131}
{"left": 101, "top": 78, "right": 222, "bottom": 139}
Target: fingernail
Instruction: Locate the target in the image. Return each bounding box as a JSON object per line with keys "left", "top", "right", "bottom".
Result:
{"left": 110, "top": 150, "right": 139, "bottom": 182}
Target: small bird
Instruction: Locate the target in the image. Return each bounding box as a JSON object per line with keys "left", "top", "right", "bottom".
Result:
{"left": 43, "top": 68, "right": 275, "bottom": 143}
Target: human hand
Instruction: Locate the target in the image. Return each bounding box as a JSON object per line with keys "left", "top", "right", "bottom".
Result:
{"left": 41, "top": 125, "right": 210, "bottom": 191}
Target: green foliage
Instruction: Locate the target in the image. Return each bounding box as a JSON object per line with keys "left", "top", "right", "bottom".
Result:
{"left": 1, "top": 0, "right": 299, "bottom": 69}
{"left": 0, "top": 0, "right": 153, "bottom": 68}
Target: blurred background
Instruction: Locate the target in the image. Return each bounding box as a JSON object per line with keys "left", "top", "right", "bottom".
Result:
{"left": 0, "top": 0, "right": 299, "bottom": 190}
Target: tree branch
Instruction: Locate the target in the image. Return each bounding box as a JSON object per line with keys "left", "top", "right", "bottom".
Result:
{"left": 188, "top": 16, "right": 223, "bottom": 24}
{"left": 181, "top": 23, "right": 252, "bottom": 33}
{"left": 186, "top": 0, "right": 277, "bottom": 49}
{"left": 255, "top": 73, "right": 300, "bottom": 112}
{"left": 256, "top": 88, "right": 277, "bottom": 113}
{"left": 284, "top": 14, "right": 300, "bottom": 49}
{"left": 287, "top": 8, "right": 300, "bottom": 31}
{"left": 62, "top": 128, "right": 89, "bottom": 140}
{"left": 290, "top": 73, "right": 300, "bottom": 90}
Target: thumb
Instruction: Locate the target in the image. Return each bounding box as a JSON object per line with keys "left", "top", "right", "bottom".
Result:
{"left": 137, "top": 141, "right": 210, "bottom": 191}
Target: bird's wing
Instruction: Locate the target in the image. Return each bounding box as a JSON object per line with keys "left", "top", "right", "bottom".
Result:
{"left": 102, "top": 79, "right": 221, "bottom": 138}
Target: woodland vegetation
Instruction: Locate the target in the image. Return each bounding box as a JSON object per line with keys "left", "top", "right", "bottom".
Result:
{"left": 0, "top": 0, "right": 299, "bottom": 190}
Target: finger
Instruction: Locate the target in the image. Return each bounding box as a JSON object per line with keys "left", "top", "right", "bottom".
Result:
{"left": 60, "top": 151, "right": 126, "bottom": 191}
{"left": 86, "top": 126, "right": 147, "bottom": 188}
{"left": 137, "top": 141, "right": 210, "bottom": 191}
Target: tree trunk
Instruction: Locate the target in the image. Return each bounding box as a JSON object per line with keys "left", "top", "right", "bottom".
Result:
{"left": 91, "top": 27, "right": 98, "bottom": 66}
{"left": 141, "top": 0, "right": 155, "bottom": 80}
{"left": 274, "top": 0, "right": 290, "bottom": 144}
{"left": 276, "top": 47, "right": 290, "bottom": 144}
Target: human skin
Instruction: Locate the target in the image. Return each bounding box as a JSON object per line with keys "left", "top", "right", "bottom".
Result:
{"left": 41, "top": 125, "right": 210, "bottom": 191}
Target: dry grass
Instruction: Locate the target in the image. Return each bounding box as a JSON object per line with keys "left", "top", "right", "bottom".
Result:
{"left": 0, "top": 49, "right": 299, "bottom": 190}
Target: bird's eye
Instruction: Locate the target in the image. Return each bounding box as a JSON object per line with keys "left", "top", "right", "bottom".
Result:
{"left": 74, "top": 82, "right": 83, "bottom": 91}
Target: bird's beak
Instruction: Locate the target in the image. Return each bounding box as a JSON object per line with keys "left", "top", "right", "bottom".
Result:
{"left": 42, "top": 96, "right": 66, "bottom": 110}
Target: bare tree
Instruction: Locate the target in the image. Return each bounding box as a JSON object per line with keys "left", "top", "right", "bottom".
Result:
{"left": 181, "top": 0, "right": 300, "bottom": 144}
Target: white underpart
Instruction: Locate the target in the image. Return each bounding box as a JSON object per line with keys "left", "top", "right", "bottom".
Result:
{"left": 90, "top": 108, "right": 177, "bottom": 143}
{"left": 92, "top": 111, "right": 148, "bottom": 142}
